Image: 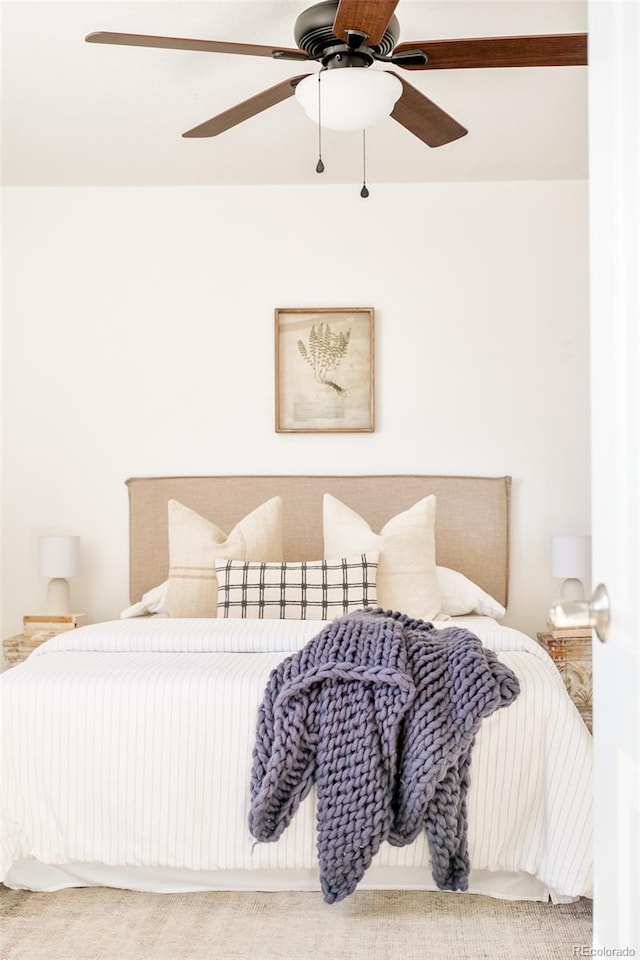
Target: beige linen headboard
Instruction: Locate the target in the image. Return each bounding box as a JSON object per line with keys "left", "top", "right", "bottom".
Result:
{"left": 126, "top": 475, "right": 511, "bottom": 608}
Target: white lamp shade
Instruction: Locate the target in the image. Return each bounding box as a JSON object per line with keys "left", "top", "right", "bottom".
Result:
{"left": 551, "top": 535, "right": 591, "bottom": 579}
{"left": 295, "top": 69, "right": 403, "bottom": 131}
{"left": 38, "top": 535, "right": 80, "bottom": 579}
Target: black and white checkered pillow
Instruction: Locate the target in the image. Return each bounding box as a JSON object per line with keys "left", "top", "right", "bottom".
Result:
{"left": 214, "top": 553, "right": 378, "bottom": 620}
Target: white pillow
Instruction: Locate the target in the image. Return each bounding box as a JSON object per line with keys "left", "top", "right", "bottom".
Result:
{"left": 120, "top": 580, "right": 169, "bottom": 618}
{"left": 166, "top": 498, "right": 283, "bottom": 618}
{"left": 437, "top": 566, "right": 506, "bottom": 619}
{"left": 214, "top": 553, "right": 378, "bottom": 620}
{"left": 323, "top": 494, "right": 440, "bottom": 621}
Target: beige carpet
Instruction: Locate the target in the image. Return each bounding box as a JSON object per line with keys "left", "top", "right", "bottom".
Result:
{"left": 0, "top": 887, "right": 592, "bottom": 960}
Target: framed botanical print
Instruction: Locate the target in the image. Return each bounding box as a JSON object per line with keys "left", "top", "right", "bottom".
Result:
{"left": 275, "top": 307, "right": 374, "bottom": 433}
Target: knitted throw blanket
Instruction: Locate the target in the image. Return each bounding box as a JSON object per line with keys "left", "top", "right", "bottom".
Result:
{"left": 249, "top": 608, "right": 520, "bottom": 903}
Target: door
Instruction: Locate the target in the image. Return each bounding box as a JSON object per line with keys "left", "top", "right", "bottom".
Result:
{"left": 588, "top": 0, "right": 639, "bottom": 951}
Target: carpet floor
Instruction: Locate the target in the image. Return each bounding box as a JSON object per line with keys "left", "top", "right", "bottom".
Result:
{"left": 0, "top": 887, "right": 592, "bottom": 960}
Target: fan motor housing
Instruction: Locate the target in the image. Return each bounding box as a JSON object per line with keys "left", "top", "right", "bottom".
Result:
{"left": 294, "top": 0, "right": 400, "bottom": 60}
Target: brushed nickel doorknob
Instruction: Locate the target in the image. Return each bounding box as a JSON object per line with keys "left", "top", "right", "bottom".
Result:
{"left": 549, "top": 583, "right": 611, "bottom": 643}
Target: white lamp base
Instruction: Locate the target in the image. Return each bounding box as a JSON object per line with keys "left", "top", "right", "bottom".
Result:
{"left": 46, "top": 578, "right": 71, "bottom": 616}
{"left": 560, "top": 577, "right": 586, "bottom": 601}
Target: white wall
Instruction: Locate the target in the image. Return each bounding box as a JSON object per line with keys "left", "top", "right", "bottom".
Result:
{"left": 1, "top": 180, "right": 590, "bottom": 640}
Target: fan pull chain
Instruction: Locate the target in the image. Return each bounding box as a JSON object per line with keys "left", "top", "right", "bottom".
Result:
{"left": 360, "top": 130, "right": 369, "bottom": 198}
{"left": 316, "top": 73, "right": 325, "bottom": 174}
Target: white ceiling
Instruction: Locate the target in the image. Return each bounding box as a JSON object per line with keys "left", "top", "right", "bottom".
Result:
{"left": 1, "top": 0, "right": 588, "bottom": 186}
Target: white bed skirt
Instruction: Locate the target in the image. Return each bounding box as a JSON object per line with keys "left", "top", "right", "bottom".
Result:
{"left": 4, "top": 860, "right": 580, "bottom": 904}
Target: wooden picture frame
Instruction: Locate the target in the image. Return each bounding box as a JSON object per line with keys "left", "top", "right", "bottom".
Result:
{"left": 275, "top": 307, "right": 374, "bottom": 433}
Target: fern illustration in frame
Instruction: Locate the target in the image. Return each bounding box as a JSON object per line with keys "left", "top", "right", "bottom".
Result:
{"left": 275, "top": 307, "right": 374, "bottom": 433}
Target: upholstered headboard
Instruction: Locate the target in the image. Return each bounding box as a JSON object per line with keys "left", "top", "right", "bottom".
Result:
{"left": 126, "top": 475, "right": 511, "bottom": 607}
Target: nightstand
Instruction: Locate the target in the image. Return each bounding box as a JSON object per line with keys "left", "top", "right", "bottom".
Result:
{"left": 3, "top": 614, "right": 85, "bottom": 668}
{"left": 537, "top": 630, "right": 593, "bottom": 733}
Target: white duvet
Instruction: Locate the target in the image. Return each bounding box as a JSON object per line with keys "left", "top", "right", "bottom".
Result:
{"left": 0, "top": 616, "right": 593, "bottom": 900}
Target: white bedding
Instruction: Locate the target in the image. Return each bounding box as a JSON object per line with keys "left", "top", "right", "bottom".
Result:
{"left": 0, "top": 616, "right": 593, "bottom": 901}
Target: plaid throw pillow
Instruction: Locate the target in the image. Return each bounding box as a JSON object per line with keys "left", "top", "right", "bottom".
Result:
{"left": 214, "top": 553, "right": 378, "bottom": 620}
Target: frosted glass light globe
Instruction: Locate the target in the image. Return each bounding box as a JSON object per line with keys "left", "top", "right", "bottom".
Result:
{"left": 295, "top": 69, "right": 403, "bottom": 131}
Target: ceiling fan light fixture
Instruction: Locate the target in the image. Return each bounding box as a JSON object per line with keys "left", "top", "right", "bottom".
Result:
{"left": 295, "top": 69, "right": 403, "bottom": 131}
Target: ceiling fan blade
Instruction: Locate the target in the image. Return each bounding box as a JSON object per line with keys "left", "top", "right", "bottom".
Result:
{"left": 85, "top": 31, "right": 309, "bottom": 61}
{"left": 182, "top": 75, "right": 310, "bottom": 138}
{"left": 392, "top": 33, "right": 588, "bottom": 70}
{"left": 332, "top": 1, "right": 399, "bottom": 47}
{"left": 388, "top": 73, "right": 467, "bottom": 148}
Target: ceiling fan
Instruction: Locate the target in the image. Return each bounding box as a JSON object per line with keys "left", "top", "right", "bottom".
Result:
{"left": 85, "top": 0, "right": 587, "bottom": 149}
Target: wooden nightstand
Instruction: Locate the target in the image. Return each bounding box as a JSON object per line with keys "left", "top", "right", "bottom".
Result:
{"left": 3, "top": 614, "right": 85, "bottom": 668}
{"left": 537, "top": 630, "right": 593, "bottom": 733}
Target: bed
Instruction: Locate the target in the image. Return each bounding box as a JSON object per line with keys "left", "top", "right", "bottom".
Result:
{"left": 0, "top": 475, "right": 593, "bottom": 903}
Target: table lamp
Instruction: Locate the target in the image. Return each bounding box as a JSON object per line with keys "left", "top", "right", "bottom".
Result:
{"left": 551, "top": 535, "right": 591, "bottom": 601}
{"left": 38, "top": 535, "right": 80, "bottom": 616}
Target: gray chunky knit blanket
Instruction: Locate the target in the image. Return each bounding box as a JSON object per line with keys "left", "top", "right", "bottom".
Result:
{"left": 249, "top": 608, "right": 520, "bottom": 903}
